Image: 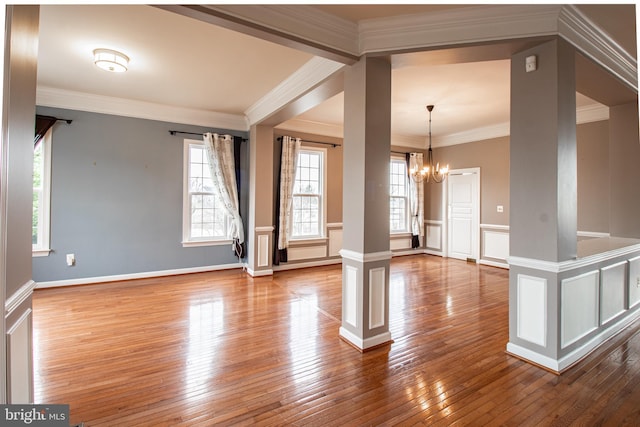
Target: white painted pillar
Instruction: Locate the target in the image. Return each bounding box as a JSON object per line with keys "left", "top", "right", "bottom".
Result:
{"left": 340, "top": 56, "right": 393, "bottom": 350}
{"left": 247, "top": 124, "right": 275, "bottom": 277}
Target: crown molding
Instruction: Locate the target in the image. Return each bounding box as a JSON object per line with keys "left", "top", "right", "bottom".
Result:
{"left": 559, "top": 5, "right": 637, "bottom": 92}
{"left": 36, "top": 86, "right": 249, "bottom": 131}
{"left": 434, "top": 122, "right": 510, "bottom": 148}
{"left": 358, "top": 5, "right": 561, "bottom": 55}
{"left": 245, "top": 57, "right": 345, "bottom": 126}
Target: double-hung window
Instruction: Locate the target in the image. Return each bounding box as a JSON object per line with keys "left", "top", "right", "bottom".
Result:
{"left": 182, "top": 140, "right": 229, "bottom": 246}
{"left": 291, "top": 148, "right": 325, "bottom": 239}
{"left": 389, "top": 157, "right": 409, "bottom": 233}
{"left": 33, "top": 129, "right": 52, "bottom": 256}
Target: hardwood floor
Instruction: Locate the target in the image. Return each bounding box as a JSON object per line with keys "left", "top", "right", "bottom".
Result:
{"left": 32, "top": 255, "right": 640, "bottom": 426}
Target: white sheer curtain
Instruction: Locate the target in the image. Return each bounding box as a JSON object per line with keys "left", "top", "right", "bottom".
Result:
{"left": 275, "top": 136, "right": 301, "bottom": 264}
{"left": 203, "top": 133, "right": 244, "bottom": 254}
{"left": 409, "top": 152, "right": 425, "bottom": 248}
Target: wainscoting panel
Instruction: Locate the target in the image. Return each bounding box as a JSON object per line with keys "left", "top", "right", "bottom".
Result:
{"left": 629, "top": 256, "right": 640, "bottom": 309}
{"left": 7, "top": 309, "right": 32, "bottom": 403}
{"left": 257, "top": 234, "right": 270, "bottom": 268}
{"left": 288, "top": 245, "right": 327, "bottom": 261}
{"left": 390, "top": 237, "right": 411, "bottom": 251}
{"left": 369, "top": 267, "right": 386, "bottom": 329}
{"left": 517, "top": 275, "right": 547, "bottom": 346}
{"left": 345, "top": 265, "right": 358, "bottom": 328}
{"left": 600, "top": 262, "right": 627, "bottom": 325}
{"left": 328, "top": 228, "right": 343, "bottom": 257}
{"left": 483, "top": 230, "right": 509, "bottom": 261}
{"left": 561, "top": 270, "right": 599, "bottom": 348}
{"left": 426, "top": 222, "right": 442, "bottom": 250}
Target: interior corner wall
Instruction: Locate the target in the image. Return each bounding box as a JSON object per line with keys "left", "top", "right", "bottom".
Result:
{"left": 609, "top": 101, "right": 640, "bottom": 238}
{"left": 32, "top": 106, "right": 249, "bottom": 283}
{"left": 577, "top": 119, "right": 609, "bottom": 233}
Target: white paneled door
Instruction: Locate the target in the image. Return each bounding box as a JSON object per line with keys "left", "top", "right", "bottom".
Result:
{"left": 447, "top": 169, "right": 479, "bottom": 262}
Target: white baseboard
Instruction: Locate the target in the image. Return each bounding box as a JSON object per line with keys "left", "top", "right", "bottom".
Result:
{"left": 479, "top": 259, "right": 509, "bottom": 269}
{"left": 35, "top": 263, "right": 244, "bottom": 289}
{"left": 339, "top": 327, "right": 392, "bottom": 351}
{"left": 246, "top": 267, "right": 274, "bottom": 277}
{"left": 506, "top": 342, "right": 561, "bottom": 372}
{"left": 273, "top": 257, "right": 341, "bottom": 272}
{"left": 424, "top": 249, "right": 444, "bottom": 257}
{"left": 391, "top": 249, "right": 426, "bottom": 257}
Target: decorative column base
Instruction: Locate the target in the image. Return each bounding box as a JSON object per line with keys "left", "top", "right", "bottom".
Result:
{"left": 339, "top": 249, "right": 393, "bottom": 351}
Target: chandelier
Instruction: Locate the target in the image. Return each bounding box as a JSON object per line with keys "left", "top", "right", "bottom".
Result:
{"left": 411, "top": 105, "right": 449, "bottom": 183}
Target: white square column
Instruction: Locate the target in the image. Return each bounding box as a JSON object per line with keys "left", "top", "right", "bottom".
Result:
{"left": 340, "top": 56, "right": 393, "bottom": 350}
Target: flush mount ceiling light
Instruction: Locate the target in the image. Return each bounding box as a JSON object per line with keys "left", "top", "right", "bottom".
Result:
{"left": 93, "top": 48, "right": 129, "bottom": 73}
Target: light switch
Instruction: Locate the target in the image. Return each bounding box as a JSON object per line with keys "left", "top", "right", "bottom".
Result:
{"left": 66, "top": 253, "right": 75, "bottom": 266}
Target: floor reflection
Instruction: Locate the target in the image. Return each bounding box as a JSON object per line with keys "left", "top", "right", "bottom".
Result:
{"left": 288, "top": 295, "right": 320, "bottom": 385}
{"left": 184, "top": 299, "right": 224, "bottom": 397}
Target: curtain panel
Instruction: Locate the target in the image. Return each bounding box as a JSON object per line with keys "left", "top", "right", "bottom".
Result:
{"left": 273, "top": 136, "right": 301, "bottom": 265}
{"left": 203, "top": 133, "right": 245, "bottom": 258}
{"left": 408, "top": 152, "right": 425, "bottom": 249}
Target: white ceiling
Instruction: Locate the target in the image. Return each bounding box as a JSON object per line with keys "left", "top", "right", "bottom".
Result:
{"left": 36, "top": 4, "right": 635, "bottom": 149}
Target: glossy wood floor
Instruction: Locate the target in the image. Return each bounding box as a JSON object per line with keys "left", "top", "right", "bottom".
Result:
{"left": 33, "top": 255, "right": 640, "bottom": 426}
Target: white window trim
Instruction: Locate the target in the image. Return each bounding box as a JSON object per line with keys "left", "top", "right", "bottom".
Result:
{"left": 33, "top": 129, "right": 52, "bottom": 257}
{"left": 390, "top": 155, "right": 410, "bottom": 235}
{"left": 290, "top": 146, "right": 327, "bottom": 241}
{"left": 182, "top": 139, "right": 232, "bottom": 247}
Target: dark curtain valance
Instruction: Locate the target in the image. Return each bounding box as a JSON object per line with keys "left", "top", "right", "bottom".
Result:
{"left": 34, "top": 115, "right": 58, "bottom": 146}
{"left": 35, "top": 115, "right": 72, "bottom": 146}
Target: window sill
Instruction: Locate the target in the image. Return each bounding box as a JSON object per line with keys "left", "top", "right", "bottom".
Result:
{"left": 390, "top": 232, "right": 412, "bottom": 238}
{"left": 32, "top": 249, "right": 51, "bottom": 257}
{"left": 182, "top": 239, "right": 232, "bottom": 248}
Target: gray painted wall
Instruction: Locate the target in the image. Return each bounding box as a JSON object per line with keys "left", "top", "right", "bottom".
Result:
{"left": 609, "top": 101, "right": 640, "bottom": 238}
{"left": 426, "top": 136, "right": 510, "bottom": 225}
{"left": 343, "top": 56, "right": 392, "bottom": 254}
{"left": 577, "top": 120, "right": 609, "bottom": 233}
{"left": 32, "top": 107, "right": 249, "bottom": 283}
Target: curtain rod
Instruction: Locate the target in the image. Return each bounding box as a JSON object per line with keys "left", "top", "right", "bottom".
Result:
{"left": 277, "top": 136, "right": 341, "bottom": 148}
{"left": 169, "top": 130, "right": 247, "bottom": 141}
{"left": 57, "top": 118, "right": 73, "bottom": 124}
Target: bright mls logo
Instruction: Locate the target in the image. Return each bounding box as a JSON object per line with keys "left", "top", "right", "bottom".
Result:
{"left": 1, "top": 405, "right": 69, "bottom": 426}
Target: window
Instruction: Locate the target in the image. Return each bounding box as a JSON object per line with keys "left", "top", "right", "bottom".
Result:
{"left": 389, "top": 158, "right": 409, "bottom": 233}
{"left": 291, "top": 148, "right": 325, "bottom": 239}
{"left": 183, "top": 140, "right": 229, "bottom": 246}
{"left": 33, "top": 129, "right": 52, "bottom": 256}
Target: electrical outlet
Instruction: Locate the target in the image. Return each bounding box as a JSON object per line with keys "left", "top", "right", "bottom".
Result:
{"left": 66, "top": 254, "right": 75, "bottom": 267}
{"left": 637, "top": 277, "right": 640, "bottom": 287}
{"left": 497, "top": 205, "right": 504, "bottom": 213}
